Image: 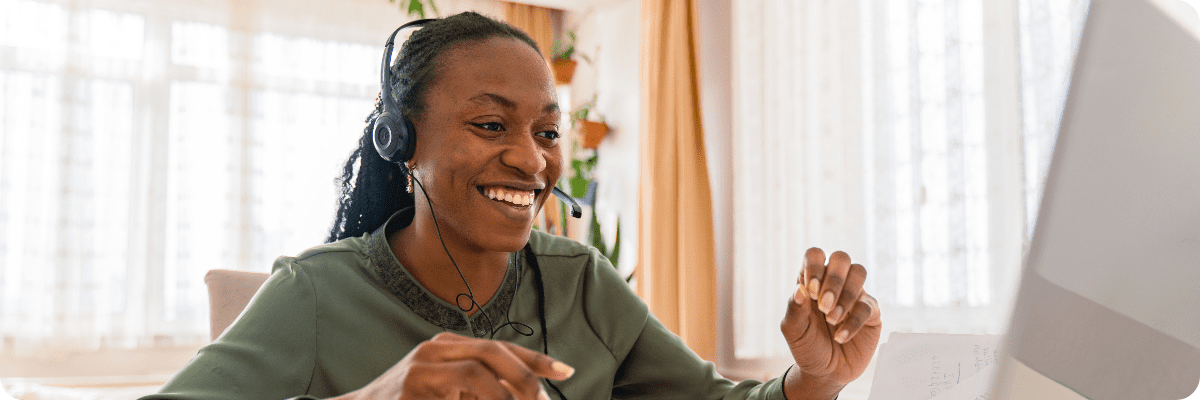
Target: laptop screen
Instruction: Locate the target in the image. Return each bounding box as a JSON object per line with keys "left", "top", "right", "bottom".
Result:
{"left": 993, "top": 0, "right": 1200, "bottom": 399}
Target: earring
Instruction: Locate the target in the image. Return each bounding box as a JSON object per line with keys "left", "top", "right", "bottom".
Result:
{"left": 406, "top": 163, "right": 416, "bottom": 193}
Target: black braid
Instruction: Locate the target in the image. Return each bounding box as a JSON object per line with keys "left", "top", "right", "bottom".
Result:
{"left": 327, "top": 12, "right": 542, "bottom": 243}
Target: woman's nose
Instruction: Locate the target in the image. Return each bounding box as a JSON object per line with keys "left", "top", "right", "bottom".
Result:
{"left": 500, "top": 131, "right": 547, "bottom": 175}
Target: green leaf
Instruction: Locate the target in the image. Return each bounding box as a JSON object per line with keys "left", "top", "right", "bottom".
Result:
{"left": 569, "top": 175, "right": 588, "bottom": 199}
{"left": 610, "top": 219, "right": 621, "bottom": 271}
{"left": 553, "top": 30, "right": 585, "bottom": 61}
{"left": 590, "top": 208, "right": 606, "bottom": 254}
{"left": 406, "top": 0, "right": 425, "bottom": 18}
{"left": 589, "top": 210, "right": 623, "bottom": 277}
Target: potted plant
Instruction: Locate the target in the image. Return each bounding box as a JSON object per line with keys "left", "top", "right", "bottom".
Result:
{"left": 552, "top": 31, "right": 590, "bottom": 85}
{"left": 569, "top": 95, "right": 609, "bottom": 149}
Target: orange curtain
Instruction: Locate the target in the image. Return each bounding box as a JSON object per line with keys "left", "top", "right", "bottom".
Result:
{"left": 637, "top": 0, "right": 716, "bottom": 361}
{"left": 501, "top": 2, "right": 554, "bottom": 60}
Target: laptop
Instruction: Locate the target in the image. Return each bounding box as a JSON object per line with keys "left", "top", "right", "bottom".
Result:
{"left": 991, "top": 0, "right": 1200, "bottom": 399}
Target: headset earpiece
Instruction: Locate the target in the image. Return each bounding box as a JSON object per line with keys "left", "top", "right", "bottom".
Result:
{"left": 372, "top": 111, "right": 415, "bottom": 163}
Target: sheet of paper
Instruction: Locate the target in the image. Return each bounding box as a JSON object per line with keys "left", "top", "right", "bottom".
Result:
{"left": 867, "top": 333, "right": 1001, "bottom": 400}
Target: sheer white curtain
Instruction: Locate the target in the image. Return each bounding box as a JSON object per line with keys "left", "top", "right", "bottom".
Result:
{"left": 0, "top": 0, "right": 501, "bottom": 355}
{"left": 729, "top": 0, "right": 1087, "bottom": 364}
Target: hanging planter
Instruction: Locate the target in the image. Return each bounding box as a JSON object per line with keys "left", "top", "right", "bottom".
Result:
{"left": 553, "top": 58, "right": 578, "bottom": 85}
{"left": 551, "top": 31, "right": 589, "bottom": 86}
{"left": 570, "top": 94, "right": 608, "bottom": 149}
{"left": 580, "top": 120, "right": 609, "bottom": 149}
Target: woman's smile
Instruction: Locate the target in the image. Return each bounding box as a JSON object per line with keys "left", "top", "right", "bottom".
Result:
{"left": 476, "top": 184, "right": 543, "bottom": 221}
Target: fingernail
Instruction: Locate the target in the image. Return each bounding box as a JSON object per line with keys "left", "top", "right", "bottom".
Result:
{"left": 540, "top": 390, "right": 552, "bottom": 400}
{"left": 551, "top": 361, "right": 575, "bottom": 378}
{"left": 808, "top": 279, "right": 820, "bottom": 300}
{"left": 827, "top": 305, "right": 843, "bottom": 324}
{"left": 819, "top": 292, "right": 834, "bottom": 313}
{"left": 835, "top": 329, "right": 849, "bottom": 343}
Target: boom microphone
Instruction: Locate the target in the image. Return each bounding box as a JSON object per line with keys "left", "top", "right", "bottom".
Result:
{"left": 551, "top": 187, "right": 582, "bottom": 218}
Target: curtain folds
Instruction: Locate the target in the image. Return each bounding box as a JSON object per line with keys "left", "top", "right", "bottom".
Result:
{"left": 637, "top": 0, "right": 717, "bottom": 362}
{"left": 501, "top": 2, "right": 554, "bottom": 60}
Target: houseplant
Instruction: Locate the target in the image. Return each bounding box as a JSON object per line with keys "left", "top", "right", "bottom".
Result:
{"left": 551, "top": 31, "right": 590, "bottom": 85}
{"left": 569, "top": 95, "right": 609, "bottom": 149}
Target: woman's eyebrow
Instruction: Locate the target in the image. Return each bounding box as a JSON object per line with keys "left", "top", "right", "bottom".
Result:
{"left": 468, "top": 92, "right": 559, "bottom": 115}
{"left": 469, "top": 93, "right": 515, "bottom": 109}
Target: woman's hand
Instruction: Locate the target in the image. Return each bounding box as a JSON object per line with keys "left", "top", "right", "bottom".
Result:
{"left": 337, "top": 332, "right": 574, "bottom": 400}
{"left": 780, "top": 248, "right": 883, "bottom": 400}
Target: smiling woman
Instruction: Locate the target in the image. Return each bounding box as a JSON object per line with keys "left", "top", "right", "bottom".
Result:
{"left": 141, "top": 11, "right": 879, "bottom": 400}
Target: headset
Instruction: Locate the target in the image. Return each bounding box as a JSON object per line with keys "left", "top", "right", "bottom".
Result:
{"left": 372, "top": 19, "right": 430, "bottom": 166}
{"left": 373, "top": 19, "right": 574, "bottom": 399}
{"left": 372, "top": 19, "right": 582, "bottom": 218}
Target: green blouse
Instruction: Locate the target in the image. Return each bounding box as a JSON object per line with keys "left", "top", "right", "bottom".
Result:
{"left": 143, "top": 208, "right": 786, "bottom": 399}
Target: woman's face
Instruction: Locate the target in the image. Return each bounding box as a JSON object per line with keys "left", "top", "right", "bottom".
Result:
{"left": 409, "top": 37, "right": 562, "bottom": 253}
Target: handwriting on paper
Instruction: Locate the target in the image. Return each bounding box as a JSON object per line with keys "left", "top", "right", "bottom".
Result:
{"left": 868, "top": 333, "right": 1003, "bottom": 400}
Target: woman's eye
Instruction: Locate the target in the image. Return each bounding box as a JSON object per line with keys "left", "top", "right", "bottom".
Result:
{"left": 473, "top": 122, "right": 505, "bottom": 132}
{"left": 536, "top": 130, "right": 560, "bottom": 141}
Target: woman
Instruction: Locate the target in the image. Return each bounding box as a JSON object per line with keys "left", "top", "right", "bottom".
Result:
{"left": 146, "top": 12, "right": 881, "bottom": 400}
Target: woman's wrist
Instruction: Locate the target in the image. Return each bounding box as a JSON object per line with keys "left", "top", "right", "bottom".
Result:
{"left": 782, "top": 365, "right": 843, "bottom": 400}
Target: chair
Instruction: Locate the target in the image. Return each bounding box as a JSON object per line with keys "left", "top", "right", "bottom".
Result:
{"left": 203, "top": 269, "right": 270, "bottom": 341}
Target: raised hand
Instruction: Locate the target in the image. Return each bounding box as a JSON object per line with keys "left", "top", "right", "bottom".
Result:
{"left": 780, "top": 248, "right": 882, "bottom": 400}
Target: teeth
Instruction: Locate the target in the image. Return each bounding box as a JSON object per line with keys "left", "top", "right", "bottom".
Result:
{"left": 483, "top": 186, "right": 535, "bottom": 207}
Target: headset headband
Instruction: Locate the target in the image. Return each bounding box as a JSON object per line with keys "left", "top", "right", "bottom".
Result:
{"left": 379, "top": 18, "right": 436, "bottom": 112}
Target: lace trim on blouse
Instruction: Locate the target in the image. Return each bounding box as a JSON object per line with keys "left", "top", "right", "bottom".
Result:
{"left": 366, "top": 209, "right": 521, "bottom": 338}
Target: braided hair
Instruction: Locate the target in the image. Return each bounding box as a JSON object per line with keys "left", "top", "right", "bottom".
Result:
{"left": 327, "top": 12, "right": 541, "bottom": 243}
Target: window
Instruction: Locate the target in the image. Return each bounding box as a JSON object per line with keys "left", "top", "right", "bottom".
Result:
{"left": 728, "top": 0, "right": 1087, "bottom": 368}
{"left": 0, "top": 0, "right": 425, "bottom": 355}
